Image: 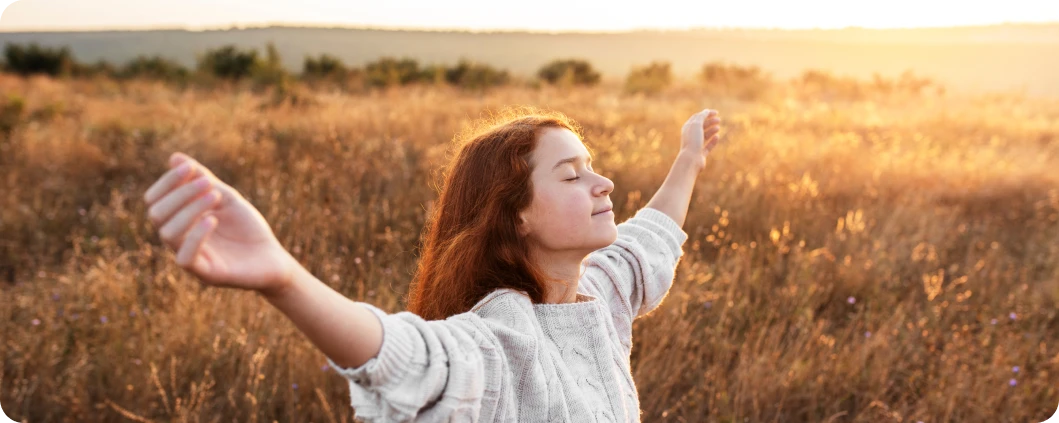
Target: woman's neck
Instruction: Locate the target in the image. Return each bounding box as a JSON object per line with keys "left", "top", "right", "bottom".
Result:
{"left": 544, "top": 280, "right": 581, "bottom": 304}
{"left": 533, "top": 250, "right": 588, "bottom": 304}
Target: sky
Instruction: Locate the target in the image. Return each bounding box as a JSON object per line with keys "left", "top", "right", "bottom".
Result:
{"left": 0, "top": 0, "right": 1058, "bottom": 32}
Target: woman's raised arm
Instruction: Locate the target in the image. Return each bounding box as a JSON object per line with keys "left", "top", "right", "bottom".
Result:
{"left": 642, "top": 108, "right": 721, "bottom": 226}
{"left": 145, "top": 152, "right": 492, "bottom": 421}
{"left": 578, "top": 109, "right": 721, "bottom": 347}
{"left": 260, "top": 265, "right": 384, "bottom": 370}
{"left": 143, "top": 151, "right": 385, "bottom": 368}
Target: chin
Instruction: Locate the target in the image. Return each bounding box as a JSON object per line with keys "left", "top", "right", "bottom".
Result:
{"left": 597, "top": 226, "right": 618, "bottom": 247}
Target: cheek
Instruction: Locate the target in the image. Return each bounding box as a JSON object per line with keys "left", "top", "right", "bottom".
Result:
{"left": 532, "top": 189, "right": 599, "bottom": 244}
{"left": 542, "top": 189, "right": 591, "bottom": 221}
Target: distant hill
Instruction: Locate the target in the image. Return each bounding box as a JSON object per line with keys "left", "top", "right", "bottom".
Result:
{"left": 1, "top": 24, "right": 1057, "bottom": 96}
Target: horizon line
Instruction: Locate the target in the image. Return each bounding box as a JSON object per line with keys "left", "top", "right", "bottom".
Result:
{"left": 1, "top": 20, "right": 1058, "bottom": 34}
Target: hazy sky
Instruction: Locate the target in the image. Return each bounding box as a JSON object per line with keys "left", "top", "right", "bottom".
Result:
{"left": 1, "top": 0, "right": 1057, "bottom": 32}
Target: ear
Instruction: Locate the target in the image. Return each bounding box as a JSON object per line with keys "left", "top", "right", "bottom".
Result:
{"left": 517, "top": 212, "right": 531, "bottom": 237}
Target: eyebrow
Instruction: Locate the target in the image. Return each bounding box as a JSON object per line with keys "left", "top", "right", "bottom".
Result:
{"left": 551, "top": 155, "right": 593, "bottom": 171}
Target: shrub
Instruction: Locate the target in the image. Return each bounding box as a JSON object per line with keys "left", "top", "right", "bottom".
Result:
{"left": 119, "top": 55, "right": 189, "bottom": 82}
{"left": 2, "top": 42, "right": 75, "bottom": 76}
{"left": 537, "top": 59, "right": 600, "bottom": 86}
{"left": 624, "top": 61, "right": 672, "bottom": 95}
{"left": 797, "top": 69, "right": 867, "bottom": 100}
{"left": 251, "top": 42, "right": 292, "bottom": 89}
{"left": 699, "top": 62, "right": 772, "bottom": 100}
{"left": 196, "top": 45, "right": 258, "bottom": 80}
{"left": 796, "top": 69, "right": 941, "bottom": 100}
{"left": 419, "top": 64, "right": 447, "bottom": 86}
{"left": 877, "top": 70, "right": 938, "bottom": 96}
{"left": 302, "top": 53, "right": 348, "bottom": 81}
{"left": 71, "top": 59, "right": 118, "bottom": 79}
{"left": 364, "top": 57, "right": 422, "bottom": 88}
{"left": 444, "top": 59, "right": 509, "bottom": 90}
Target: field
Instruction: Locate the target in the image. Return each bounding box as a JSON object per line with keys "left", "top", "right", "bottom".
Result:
{"left": 0, "top": 73, "right": 1057, "bottom": 422}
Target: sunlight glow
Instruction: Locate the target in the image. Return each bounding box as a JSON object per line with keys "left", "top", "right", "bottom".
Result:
{"left": 0, "top": 0, "right": 1057, "bottom": 32}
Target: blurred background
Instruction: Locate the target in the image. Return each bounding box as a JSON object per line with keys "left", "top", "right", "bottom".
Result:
{"left": 0, "top": 1, "right": 1057, "bottom": 422}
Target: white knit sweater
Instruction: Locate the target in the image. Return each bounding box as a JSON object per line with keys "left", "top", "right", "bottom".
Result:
{"left": 326, "top": 207, "right": 689, "bottom": 422}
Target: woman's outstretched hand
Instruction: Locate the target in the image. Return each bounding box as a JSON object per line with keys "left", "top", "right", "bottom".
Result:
{"left": 680, "top": 108, "right": 723, "bottom": 170}
{"left": 143, "top": 152, "right": 297, "bottom": 297}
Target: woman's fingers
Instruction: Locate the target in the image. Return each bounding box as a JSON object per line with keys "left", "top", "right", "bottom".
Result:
{"left": 170, "top": 152, "right": 220, "bottom": 181}
{"left": 147, "top": 175, "right": 213, "bottom": 228}
{"left": 705, "top": 134, "right": 721, "bottom": 152}
{"left": 701, "top": 112, "right": 721, "bottom": 152}
{"left": 158, "top": 188, "right": 222, "bottom": 248}
{"left": 686, "top": 109, "right": 713, "bottom": 127}
{"left": 146, "top": 152, "right": 222, "bottom": 205}
{"left": 144, "top": 161, "right": 193, "bottom": 205}
{"left": 702, "top": 114, "right": 721, "bottom": 134}
{"left": 169, "top": 152, "right": 190, "bottom": 168}
{"left": 176, "top": 215, "right": 218, "bottom": 273}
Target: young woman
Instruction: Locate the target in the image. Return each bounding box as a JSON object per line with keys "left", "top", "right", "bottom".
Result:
{"left": 142, "top": 106, "right": 722, "bottom": 422}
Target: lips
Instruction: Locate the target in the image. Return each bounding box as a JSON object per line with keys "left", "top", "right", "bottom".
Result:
{"left": 592, "top": 206, "right": 613, "bottom": 216}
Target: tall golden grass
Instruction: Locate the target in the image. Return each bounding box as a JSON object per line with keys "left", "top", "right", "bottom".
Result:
{"left": 0, "top": 73, "right": 1057, "bottom": 422}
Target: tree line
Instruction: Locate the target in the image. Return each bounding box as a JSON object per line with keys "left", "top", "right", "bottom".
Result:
{"left": 1, "top": 41, "right": 942, "bottom": 99}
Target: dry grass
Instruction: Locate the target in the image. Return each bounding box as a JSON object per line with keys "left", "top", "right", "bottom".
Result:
{"left": 0, "top": 74, "right": 1057, "bottom": 422}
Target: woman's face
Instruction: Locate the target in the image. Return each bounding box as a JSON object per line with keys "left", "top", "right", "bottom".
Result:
{"left": 518, "top": 127, "right": 617, "bottom": 255}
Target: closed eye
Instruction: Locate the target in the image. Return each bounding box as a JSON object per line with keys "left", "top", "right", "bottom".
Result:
{"left": 565, "top": 176, "right": 580, "bottom": 181}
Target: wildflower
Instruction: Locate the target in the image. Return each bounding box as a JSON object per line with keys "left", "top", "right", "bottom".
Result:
{"left": 38, "top": 271, "right": 46, "bottom": 278}
{"left": 133, "top": 359, "right": 142, "bottom": 365}
{"left": 847, "top": 296, "right": 856, "bottom": 305}
{"left": 71, "top": 313, "right": 80, "bottom": 320}
{"left": 51, "top": 293, "right": 60, "bottom": 301}
{"left": 321, "top": 364, "right": 330, "bottom": 372}
{"left": 1009, "top": 378, "right": 1017, "bottom": 386}
{"left": 990, "top": 318, "right": 997, "bottom": 325}
{"left": 129, "top": 310, "right": 137, "bottom": 317}
{"left": 865, "top": 331, "right": 871, "bottom": 338}
{"left": 292, "top": 383, "right": 299, "bottom": 390}
{"left": 100, "top": 316, "right": 108, "bottom": 324}
{"left": 31, "top": 319, "right": 40, "bottom": 326}
{"left": 78, "top": 208, "right": 86, "bottom": 216}
{"left": 91, "top": 236, "right": 99, "bottom": 243}
{"left": 1009, "top": 312, "right": 1017, "bottom": 320}
{"left": 704, "top": 301, "right": 712, "bottom": 309}
{"left": 1013, "top": 366, "right": 1019, "bottom": 373}
{"left": 355, "top": 257, "right": 362, "bottom": 264}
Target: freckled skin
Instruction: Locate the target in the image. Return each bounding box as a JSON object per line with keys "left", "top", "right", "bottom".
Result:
{"left": 519, "top": 127, "right": 617, "bottom": 257}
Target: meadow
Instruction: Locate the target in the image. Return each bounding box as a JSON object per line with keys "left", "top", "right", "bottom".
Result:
{"left": 0, "top": 72, "right": 1057, "bottom": 422}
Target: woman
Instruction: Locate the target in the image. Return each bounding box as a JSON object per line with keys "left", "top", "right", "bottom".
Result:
{"left": 142, "top": 106, "right": 722, "bottom": 422}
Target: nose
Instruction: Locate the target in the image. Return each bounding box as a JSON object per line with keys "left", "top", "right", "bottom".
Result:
{"left": 595, "top": 174, "right": 614, "bottom": 196}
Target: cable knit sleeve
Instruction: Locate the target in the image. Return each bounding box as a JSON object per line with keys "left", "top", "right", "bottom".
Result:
{"left": 580, "top": 207, "right": 689, "bottom": 322}
{"left": 325, "top": 302, "right": 497, "bottom": 422}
